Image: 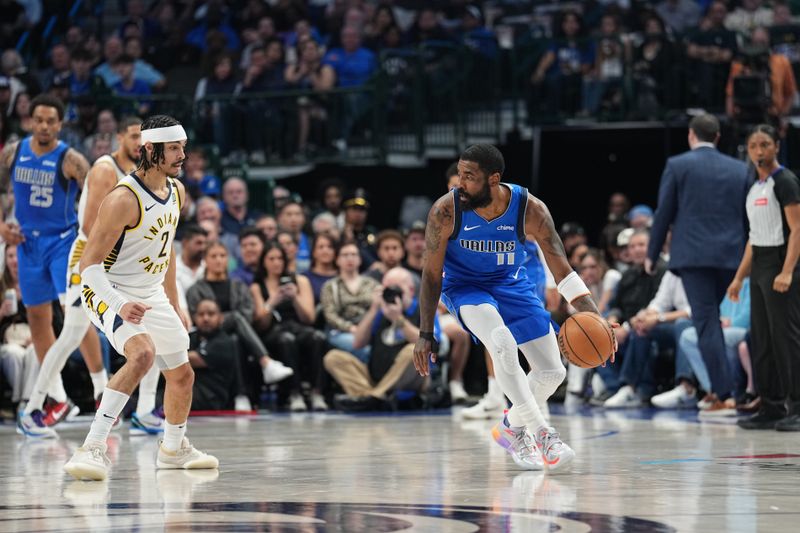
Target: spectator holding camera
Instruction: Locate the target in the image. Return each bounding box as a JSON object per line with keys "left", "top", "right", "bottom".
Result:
{"left": 324, "top": 267, "right": 438, "bottom": 412}
{"left": 251, "top": 242, "right": 328, "bottom": 412}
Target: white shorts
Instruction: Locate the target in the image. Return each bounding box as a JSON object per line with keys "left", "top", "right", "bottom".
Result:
{"left": 81, "top": 283, "right": 189, "bottom": 369}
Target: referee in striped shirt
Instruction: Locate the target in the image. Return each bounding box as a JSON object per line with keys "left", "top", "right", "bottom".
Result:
{"left": 729, "top": 124, "right": 800, "bottom": 431}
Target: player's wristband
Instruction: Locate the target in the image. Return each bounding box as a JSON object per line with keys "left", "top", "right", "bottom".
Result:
{"left": 80, "top": 263, "right": 129, "bottom": 316}
{"left": 557, "top": 271, "right": 591, "bottom": 303}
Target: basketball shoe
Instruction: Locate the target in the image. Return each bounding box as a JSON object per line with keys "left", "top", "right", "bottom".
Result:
{"left": 492, "top": 416, "right": 544, "bottom": 470}
{"left": 533, "top": 426, "right": 575, "bottom": 472}
{"left": 64, "top": 442, "right": 111, "bottom": 481}
{"left": 462, "top": 391, "right": 506, "bottom": 419}
{"left": 43, "top": 399, "right": 79, "bottom": 426}
{"left": 17, "top": 409, "right": 57, "bottom": 438}
{"left": 130, "top": 408, "right": 165, "bottom": 436}
{"left": 157, "top": 438, "right": 219, "bottom": 470}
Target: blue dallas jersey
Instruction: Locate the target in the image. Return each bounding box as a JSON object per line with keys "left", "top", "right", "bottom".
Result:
{"left": 444, "top": 183, "right": 529, "bottom": 284}
{"left": 10, "top": 137, "right": 78, "bottom": 235}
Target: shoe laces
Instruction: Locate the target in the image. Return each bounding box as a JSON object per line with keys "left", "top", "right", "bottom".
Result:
{"left": 88, "top": 446, "right": 109, "bottom": 465}
{"left": 512, "top": 428, "right": 538, "bottom": 459}
{"left": 537, "top": 428, "right": 563, "bottom": 454}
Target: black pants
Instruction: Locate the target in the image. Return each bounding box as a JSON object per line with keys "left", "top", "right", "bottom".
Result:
{"left": 679, "top": 267, "right": 738, "bottom": 398}
{"left": 223, "top": 312, "right": 269, "bottom": 397}
{"left": 260, "top": 320, "right": 328, "bottom": 392}
{"left": 751, "top": 246, "right": 800, "bottom": 414}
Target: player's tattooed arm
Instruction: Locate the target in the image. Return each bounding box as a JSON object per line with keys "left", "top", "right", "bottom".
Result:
{"left": 415, "top": 192, "right": 454, "bottom": 376}
{"left": 0, "top": 142, "right": 20, "bottom": 242}
{"left": 525, "top": 194, "right": 600, "bottom": 315}
{"left": 63, "top": 148, "right": 91, "bottom": 188}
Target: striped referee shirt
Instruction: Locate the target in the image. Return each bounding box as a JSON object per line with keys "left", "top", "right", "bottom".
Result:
{"left": 746, "top": 167, "right": 800, "bottom": 247}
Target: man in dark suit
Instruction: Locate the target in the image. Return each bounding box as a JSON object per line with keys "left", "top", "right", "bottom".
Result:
{"left": 647, "top": 114, "right": 750, "bottom": 402}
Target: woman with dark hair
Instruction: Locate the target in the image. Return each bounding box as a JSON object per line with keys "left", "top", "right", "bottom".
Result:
{"left": 306, "top": 233, "right": 338, "bottom": 305}
{"left": 729, "top": 124, "right": 800, "bottom": 431}
{"left": 9, "top": 92, "right": 33, "bottom": 139}
{"left": 530, "top": 9, "right": 594, "bottom": 117}
{"left": 631, "top": 15, "right": 676, "bottom": 117}
{"left": 276, "top": 230, "right": 300, "bottom": 273}
{"left": 185, "top": 242, "right": 294, "bottom": 406}
{"left": 251, "top": 241, "right": 329, "bottom": 411}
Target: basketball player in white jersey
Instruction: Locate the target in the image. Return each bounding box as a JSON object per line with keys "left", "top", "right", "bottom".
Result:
{"left": 64, "top": 115, "right": 218, "bottom": 481}
{"left": 18, "top": 117, "right": 149, "bottom": 438}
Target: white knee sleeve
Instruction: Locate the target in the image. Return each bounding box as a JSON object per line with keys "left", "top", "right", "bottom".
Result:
{"left": 529, "top": 367, "right": 566, "bottom": 401}
{"left": 490, "top": 326, "right": 519, "bottom": 374}
{"left": 157, "top": 351, "right": 189, "bottom": 371}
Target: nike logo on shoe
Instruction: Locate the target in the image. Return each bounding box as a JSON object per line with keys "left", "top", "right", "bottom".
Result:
{"left": 463, "top": 225, "right": 480, "bottom": 231}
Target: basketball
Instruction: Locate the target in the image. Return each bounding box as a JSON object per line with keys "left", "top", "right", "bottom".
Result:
{"left": 558, "top": 312, "right": 615, "bottom": 368}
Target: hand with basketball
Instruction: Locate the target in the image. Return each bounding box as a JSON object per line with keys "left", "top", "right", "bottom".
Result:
{"left": 558, "top": 312, "right": 617, "bottom": 368}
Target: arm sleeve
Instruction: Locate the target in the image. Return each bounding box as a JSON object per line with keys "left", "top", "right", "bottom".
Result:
{"left": 81, "top": 264, "right": 129, "bottom": 315}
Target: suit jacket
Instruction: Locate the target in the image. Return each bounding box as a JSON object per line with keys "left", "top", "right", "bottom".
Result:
{"left": 648, "top": 146, "right": 750, "bottom": 271}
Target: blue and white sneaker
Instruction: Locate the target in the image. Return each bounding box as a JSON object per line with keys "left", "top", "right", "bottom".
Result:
{"left": 17, "top": 410, "right": 57, "bottom": 438}
{"left": 130, "top": 409, "right": 165, "bottom": 436}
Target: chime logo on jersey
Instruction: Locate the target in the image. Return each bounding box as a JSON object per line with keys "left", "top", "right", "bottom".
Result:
{"left": 81, "top": 285, "right": 110, "bottom": 325}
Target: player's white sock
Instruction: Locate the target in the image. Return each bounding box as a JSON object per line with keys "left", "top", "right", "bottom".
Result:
{"left": 507, "top": 398, "right": 547, "bottom": 430}
{"left": 84, "top": 388, "right": 129, "bottom": 447}
{"left": 90, "top": 370, "right": 108, "bottom": 400}
{"left": 163, "top": 420, "right": 187, "bottom": 452}
{"left": 48, "top": 375, "right": 68, "bottom": 403}
{"left": 136, "top": 364, "right": 159, "bottom": 414}
{"left": 487, "top": 377, "right": 501, "bottom": 399}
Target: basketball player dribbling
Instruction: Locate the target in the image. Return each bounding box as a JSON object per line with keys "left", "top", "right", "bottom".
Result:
{"left": 414, "top": 144, "right": 615, "bottom": 471}
{"left": 64, "top": 115, "right": 218, "bottom": 481}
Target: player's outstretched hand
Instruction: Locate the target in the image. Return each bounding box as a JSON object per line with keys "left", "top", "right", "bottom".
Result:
{"left": 120, "top": 302, "right": 151, "bottom": 324}
{"left": 413, "top": 337, "right": 438, "bottom": 377}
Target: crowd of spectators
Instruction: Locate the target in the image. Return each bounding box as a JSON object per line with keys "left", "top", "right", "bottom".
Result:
{"left": 2, "top": 1, "right": 800, "bottom": 164}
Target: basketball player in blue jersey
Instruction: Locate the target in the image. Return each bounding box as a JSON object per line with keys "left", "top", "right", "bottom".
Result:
{"left": 0, "top": 95, "right": 96, "bottom": 422}
{"left": 415, "top": 144, "right": 614, "bottom": 471}
{"left": 64, "top": 115, "right": 217, "bottom": 481}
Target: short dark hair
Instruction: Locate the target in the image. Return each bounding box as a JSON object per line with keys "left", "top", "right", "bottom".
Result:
{"left": 445, "top": 162, "right": 459, "bottom": 182}
{"left": 30, "top": 94, "right": 65, "bottom": 121}
{"left": 689, "top": 114, "right": 720, "bottom": 142}
{"left": 459, "top": 144, "right": 505, "bottom": 178}
{"left": 138, "top": 114, "right": 182, "bottom": 172}
{"left": 113, "top": 53, "right": 135, "bottom": 66}
{"left": 239, "top": 226, "right": 266, "bottom": 243}
{"left": 193, "top": 298, "right": 221, "bottom": 314}
{"left": 181, "top": 223, "right": 207, "bottom": 241}
{"left": 376, "top": 229, "right": 404, "bottom": 249}
{"left": 277, "top": 200, "right": 303, "bottom": 217}
{"left": 747, "top": 123, "right": 779, "bottom": 144}
{"left": 118, "top": 115, "right": 142, "bottom": 133}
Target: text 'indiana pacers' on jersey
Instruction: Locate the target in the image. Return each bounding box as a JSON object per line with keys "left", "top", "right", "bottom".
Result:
{"left": 103, "top": 173, "right": 181, "bottom": 295}
{"left": 10, "top": 137, "right": 78, "bottom": 235}
{"left": 77, "top": 154, "right": 129, "bottom": 240}
{"left": 444, "top": 183, "right": 529, "bottom": 283}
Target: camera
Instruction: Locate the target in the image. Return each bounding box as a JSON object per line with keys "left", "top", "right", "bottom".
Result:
{"left": 382, "top": 285, "right": 403, "bottom": 304}
{"left": 279, "top": 275, "right": 296, "bottom": 286}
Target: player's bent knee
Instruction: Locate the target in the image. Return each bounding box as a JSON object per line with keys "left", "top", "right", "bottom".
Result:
{"left": 128, "top": 348, "right": 155, "bottom": 375}
{"left": 490, "top": 326, "right": 518, "bottom": 374}
{"left": 532, "top": 368, "right": 566, "bottom": 390}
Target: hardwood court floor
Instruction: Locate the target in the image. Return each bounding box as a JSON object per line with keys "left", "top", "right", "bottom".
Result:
{"left": 1, "top": 406, "right": 798, "bottom": 532}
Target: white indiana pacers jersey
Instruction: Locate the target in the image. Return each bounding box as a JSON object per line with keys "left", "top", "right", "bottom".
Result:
{"left": 104, "top": 173, "right": 181, "bottom": 296}
{"left": 77, "top": 154, "right": 129, "bottom": 240}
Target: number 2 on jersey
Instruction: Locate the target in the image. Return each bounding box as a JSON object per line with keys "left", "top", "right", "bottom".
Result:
{"left": 158, "top": 231, "right": 169, "bottom": 258}
{"left": 29, "top": 185, "right": 53, "bottom": 208}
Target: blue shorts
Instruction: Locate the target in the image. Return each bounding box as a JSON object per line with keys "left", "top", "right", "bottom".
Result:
{"left": 442, "top": 275, "right": 552, "bottom": 345}
{"left": 17, "top": 228, "right": 77, "bottom": 307}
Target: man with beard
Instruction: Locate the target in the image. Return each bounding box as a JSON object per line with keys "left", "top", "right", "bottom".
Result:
{"left": 64, "top": 115, "right": 218, "bottom": 480}
{"left": 17, "top": 117, "right": 146, "bottom": 438}
{"left": 0, "top": 95, "right": 89, "bottom": 434}
{"left": 414, "top": 144, "right": 612, "bottom": 472}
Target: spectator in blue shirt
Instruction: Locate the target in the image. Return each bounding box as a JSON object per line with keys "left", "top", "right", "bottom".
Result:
{"left": 186, "top": 6, "right": 241, "bottom": 53}
{"left": 111, "top": 54, "right": 151, "bottom": 116}
{"left": 324, "top": 25, "right": 377, "bottom": 147}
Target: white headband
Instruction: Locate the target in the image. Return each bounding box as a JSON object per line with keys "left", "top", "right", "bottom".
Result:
{"left": 140, "top": 125, "right": 187, "bottom": 144}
